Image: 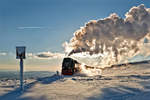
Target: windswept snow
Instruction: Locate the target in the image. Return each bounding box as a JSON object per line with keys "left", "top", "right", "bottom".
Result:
{"left": 0, "top": 63, "right": 150, "bottom": 100}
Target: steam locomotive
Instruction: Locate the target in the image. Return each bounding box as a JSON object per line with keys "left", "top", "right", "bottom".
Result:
{"left": 61, "top": 57, "right": 79, "bottom": 75}
{"left": 61, "top": 57, "right": 149, "bottom": 75}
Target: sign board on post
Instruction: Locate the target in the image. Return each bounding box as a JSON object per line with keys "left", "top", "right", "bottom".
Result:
{"left": 16, "top": 46, "right": 26, "bottom": 59}
{"left": 16, "top": 46, "right": 26, "bottom": 91}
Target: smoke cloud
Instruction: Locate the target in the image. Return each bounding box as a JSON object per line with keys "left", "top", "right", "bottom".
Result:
{"left": 64, "top": 4, "right": 150, "bottom": 66}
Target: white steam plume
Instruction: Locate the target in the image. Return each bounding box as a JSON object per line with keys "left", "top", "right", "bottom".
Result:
{"left": 64, "top": 4, "right": 150, "bottom": 67}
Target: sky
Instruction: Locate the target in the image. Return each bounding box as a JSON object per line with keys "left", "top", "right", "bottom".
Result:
{"left": 0, "top": 0, "right": 150, "bottom": 71}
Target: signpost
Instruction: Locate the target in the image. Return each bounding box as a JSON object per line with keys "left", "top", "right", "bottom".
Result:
{"left": 16, "top": 46, "right": 26, "bottom": 91}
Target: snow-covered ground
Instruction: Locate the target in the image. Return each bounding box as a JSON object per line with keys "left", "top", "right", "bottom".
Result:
{"left": 0, "top": 63, "right": 150, "bottom": 100}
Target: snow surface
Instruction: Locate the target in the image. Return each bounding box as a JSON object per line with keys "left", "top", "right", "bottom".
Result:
{"left": 0, "top": 63, "right": 150, "bottom": 100}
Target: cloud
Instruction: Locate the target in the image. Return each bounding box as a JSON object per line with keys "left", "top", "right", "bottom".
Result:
{"left": 36, "top": 52, "right": 65, "bottom": 59}
{"left": 27, "top": 52, "right": 65, "bottom": 59}
{"left": 0, "top": 52, "right": 7, "bottom": 56}
{"left": 17, "top": 27, "right": 45, "bottom": 30}
{"left": 27, "top": 53, "right": 34, "bottom": 58}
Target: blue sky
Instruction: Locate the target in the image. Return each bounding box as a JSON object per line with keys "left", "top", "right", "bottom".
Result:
{"left": 0, "top": 0, "right": 150, "bottom": 71}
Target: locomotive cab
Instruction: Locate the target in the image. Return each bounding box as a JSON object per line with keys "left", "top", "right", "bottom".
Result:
{"left": 61, "top": 57, "right": 78, "bottom": 75}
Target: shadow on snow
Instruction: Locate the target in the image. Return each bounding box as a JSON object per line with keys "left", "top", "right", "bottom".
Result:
{"left": 87, "top": 75, "right": 150, "bottom": 100}
{"left": 0, "top": 74, "right": 61, "bottom": 100}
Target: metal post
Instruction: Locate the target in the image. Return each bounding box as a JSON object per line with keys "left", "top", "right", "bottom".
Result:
{"left": 20, "top": 58, "right": 23, "bottom": 91}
